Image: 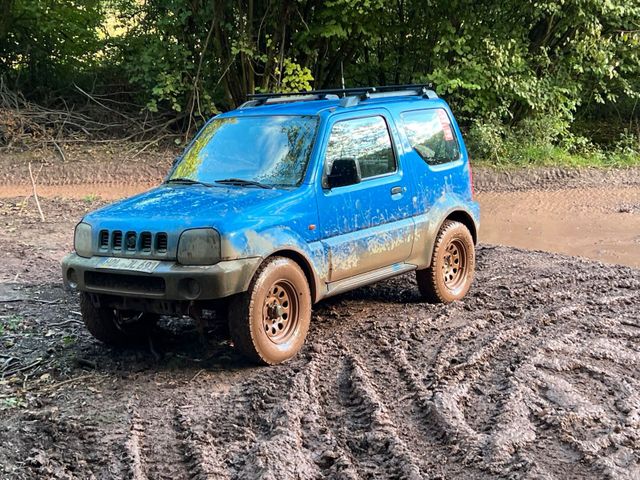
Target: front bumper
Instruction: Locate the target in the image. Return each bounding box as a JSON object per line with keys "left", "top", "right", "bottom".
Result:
{"left": 61, "top": 253, "right": 261, "bottom": 301}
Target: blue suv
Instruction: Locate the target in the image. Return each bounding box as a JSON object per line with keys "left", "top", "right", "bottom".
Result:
{"left": 62, "top": 85, "right": 479, "bottom": 365}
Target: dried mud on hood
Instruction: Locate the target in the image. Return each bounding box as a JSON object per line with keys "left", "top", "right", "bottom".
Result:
{"left": 0, "top": 245, "right": 639, "bottom": 479}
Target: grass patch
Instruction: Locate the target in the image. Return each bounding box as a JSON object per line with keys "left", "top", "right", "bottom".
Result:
{"left": 83, "top": 193, "right": 101, "bottom": 203}
{"left": 1, "top": 314, "right": 23, "bottom": 334}
{"left": 466, "top": 117, "right": 640, "bottom": 170}
{"left": 473, "top": 146, "right": 640, "bottom": 170}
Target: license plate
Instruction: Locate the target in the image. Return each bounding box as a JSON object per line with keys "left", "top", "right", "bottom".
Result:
{"left": 97, "top": 257, "right": 161, "bottom": 274}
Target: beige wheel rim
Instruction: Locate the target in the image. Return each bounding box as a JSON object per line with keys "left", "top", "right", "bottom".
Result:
{"left": 262, "top": 280, "right": 299, "bottom": 344}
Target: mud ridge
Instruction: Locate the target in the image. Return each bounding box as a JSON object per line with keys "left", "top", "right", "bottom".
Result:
{"left": 125, "top": 407, "right": 148, "bottom": 480}
{"left": 528, "top": 342, "right": 640, "bottom": 479}
{"left": 176, "top": 405, "right": 230, "bottom": 480}
{"left": 336, "top": 353, "right": 423, "bottom": 479}
{"left": 235, "top": 360, "right": 327, "bottom": 479}
{"left": 473, "top": 166, "right": 640, "bottom": 193}
{"left": 133, "top": 403, "right": 192, "bottom": 480}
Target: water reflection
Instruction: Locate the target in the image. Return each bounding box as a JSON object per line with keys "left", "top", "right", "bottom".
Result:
{"left": 169, "top": 116, "right": 319, "bottom": 187}
{"left": 324, "top": 116, "right": 396, "bottom": 178}
{"left": 401, "top": 109, "right": 460, "bottom": 165}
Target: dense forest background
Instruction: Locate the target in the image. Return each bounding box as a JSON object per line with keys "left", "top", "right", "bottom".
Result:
{"left": 1, "top": 0, "right": 640, "bottom": 165}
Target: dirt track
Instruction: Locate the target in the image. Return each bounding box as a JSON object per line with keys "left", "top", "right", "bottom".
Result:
{"left": 0, "top": 150, "right": 639, "bottom": 479}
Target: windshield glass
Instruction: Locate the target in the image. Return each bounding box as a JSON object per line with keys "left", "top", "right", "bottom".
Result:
{"left": 168, "top": 115, "right": 319, "bottom": 187}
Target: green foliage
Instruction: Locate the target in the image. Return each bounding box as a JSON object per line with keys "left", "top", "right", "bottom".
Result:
{"left": 1, "top": 0, "right": 639, "bottom": 163}
{"left": 277, "top": 60, "right": 313, "bottom": 93}
{"left": 1, "top": 314, "right": 22, "bottom": 332}
{"left": 467, "top": 118, "right": 640, "bottom": 168}
{"left": 0, "top": 0, "right": 105, "bottom": 93}
{"left": 1, "top": 397, "right": 26, "bottom": 411}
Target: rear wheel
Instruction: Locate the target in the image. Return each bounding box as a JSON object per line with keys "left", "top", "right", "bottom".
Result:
{"left": 416, "top": 220, "right": 475, "bottom": 303}
{"left": 228, "top": 257, "right": 311, "bottom": 365}
{"left": 80, "top": 293, "right": 157, "bottom": 345}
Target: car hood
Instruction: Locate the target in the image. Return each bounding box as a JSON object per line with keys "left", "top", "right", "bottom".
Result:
{"left": 83, "top": 184, "right": 289, "bottom": 233}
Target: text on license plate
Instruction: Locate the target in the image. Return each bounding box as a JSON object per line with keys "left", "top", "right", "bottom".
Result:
{"left": 97, "top": 258, "right": 161, "bottom": 273}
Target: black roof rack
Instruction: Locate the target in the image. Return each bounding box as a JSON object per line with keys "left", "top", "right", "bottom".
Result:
{"left": 240, "top": 84, "right": 437, "bottom": 108}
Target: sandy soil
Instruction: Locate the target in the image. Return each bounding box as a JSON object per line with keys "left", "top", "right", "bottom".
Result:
{"left": 0, "top": 148, "right": 639, "bottom": 479}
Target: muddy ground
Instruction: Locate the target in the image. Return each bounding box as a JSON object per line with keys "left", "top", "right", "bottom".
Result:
{"left": 0, "top": 147, "right": 639, "bottom": 479}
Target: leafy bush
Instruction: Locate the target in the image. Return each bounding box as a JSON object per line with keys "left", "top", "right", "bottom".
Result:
{"left": 0, "top": 0, "right": 639, "bottom": 163}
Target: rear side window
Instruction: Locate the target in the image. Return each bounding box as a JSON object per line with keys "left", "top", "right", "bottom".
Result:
{"left": 401, "top": 109, "right": 460, "bottom": 165}
{"left": 324, "top": 116, "right": 396, "bottom": 180}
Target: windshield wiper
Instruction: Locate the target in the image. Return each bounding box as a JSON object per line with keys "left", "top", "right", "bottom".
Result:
{"left": 166, "top": 177, "right": 215, "bottom": 187}
{"left": 215, "top": 178, "right": 274, "bottom": 189}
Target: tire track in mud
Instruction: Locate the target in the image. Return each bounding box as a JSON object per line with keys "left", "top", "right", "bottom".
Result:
{"left": 173, "top": 360, "right": 361, "bottom": 479}
{"left": 127, "top": 402, "right": 192, "bottom": 480}
{"left": 328, "top": 353, "right": 424, "bottom": 479}
{"left": 330, "top": 248, "right": 640, "bottom": 479}
{"left": 238, "top": 363, "right": 326, "bottom": 478}
{"left": 171, "top": 352, "right": 428, "bottom": 479}
{"left": 126, "top": 408, "right": 148, "bottom": 480}
{"left": 527, "top": 334, "right": 640, "bottom": 479}
{"left": 383, "top": 256, "right": 640, "bottom": 478}
{"left": 175, "top": 406, "right": 230, "bottom": 479}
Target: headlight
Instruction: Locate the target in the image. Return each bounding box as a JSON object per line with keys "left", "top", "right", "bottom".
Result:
{"left": 74, "top": 222, "right": 93, "bottom": 258}
{"left": 177, "top": 228, "right": 221, "bottom": 265}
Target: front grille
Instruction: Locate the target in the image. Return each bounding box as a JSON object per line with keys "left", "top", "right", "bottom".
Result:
{"left": 112, "top": 231, "right": 123, "bottom": 250}
{"left": 85, "top": 271, "right": 165, "bottom": 295}
{"left": 97, "top": 229, "right": 169, "bottom": 256}
{"left": 156, "top": 233, "right": 168, "bottom": 253}
{"left": 140, "top": 232, "right": 152, "bottom": 252}
{"left": 99, "top": 230, "right": 109, "bottom": 249}
{"left": 125, "top": 231, "right": 137, "bottom": 251}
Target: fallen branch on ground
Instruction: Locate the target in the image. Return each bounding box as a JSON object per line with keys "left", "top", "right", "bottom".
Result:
{"left": 48, "top": 319, "right": 83, "bottom": 327}
{"left": 28, "top": 162, "right": 45, "bottom": 222}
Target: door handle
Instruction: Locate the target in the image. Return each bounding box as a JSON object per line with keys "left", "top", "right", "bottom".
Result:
{"left": 391, "top": 186, "right": 403, "bottom": 195}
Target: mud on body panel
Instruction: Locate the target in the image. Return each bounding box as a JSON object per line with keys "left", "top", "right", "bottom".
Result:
{"left": 322, "top": 219, "right": 415, "bottom": 282}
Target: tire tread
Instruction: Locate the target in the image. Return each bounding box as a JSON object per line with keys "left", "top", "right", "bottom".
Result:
{"left": 228, "top": 256, "right": 310, "bottom": 365}
{"left": 416, "top": 220, "right": 474, "bottom": 303}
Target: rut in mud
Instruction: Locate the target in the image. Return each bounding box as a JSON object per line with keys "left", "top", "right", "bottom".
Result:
{"left": 1, "top": 245, "right": 638, "bottom": 479}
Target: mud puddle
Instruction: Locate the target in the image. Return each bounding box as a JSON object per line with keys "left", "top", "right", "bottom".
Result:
{"left": 477, "top": 186, "right": 640, "bottom": 268}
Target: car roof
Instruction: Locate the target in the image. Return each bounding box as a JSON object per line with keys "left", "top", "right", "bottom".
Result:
{"left": 217, "top": 95, "right": 450, "bottom": 119}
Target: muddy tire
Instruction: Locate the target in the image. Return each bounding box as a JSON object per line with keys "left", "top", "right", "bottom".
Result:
{"left": 228, "top": 257, "right": 311, "bottom": 365}
{"left": 79, "top": 293, "right": 156, "bottom": 345}
{"left": 417, "top": 220, "right": 475, "bottom": 303}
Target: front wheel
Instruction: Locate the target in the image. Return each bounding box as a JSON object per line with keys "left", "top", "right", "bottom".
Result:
{"left": 228, "top": 257, "right": 311, "bottom": 365}
{"left": 79, "top": 293, "right": 157, "bottom": 345}
{"left": 416, "top": 220, "right": 475, "bottom": 303}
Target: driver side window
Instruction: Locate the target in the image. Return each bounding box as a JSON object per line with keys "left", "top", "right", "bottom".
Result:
{"left": 324, "top": 116, "right": 396, "bottom": 182}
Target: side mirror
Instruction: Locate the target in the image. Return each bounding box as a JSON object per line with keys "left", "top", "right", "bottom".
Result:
{"left": 327, "top": 158, "right": 361, "bottom": 189}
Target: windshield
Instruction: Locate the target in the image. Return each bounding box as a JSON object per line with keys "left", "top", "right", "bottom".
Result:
{"left": 168, "top": 115, "right": 319, "bottom": 187}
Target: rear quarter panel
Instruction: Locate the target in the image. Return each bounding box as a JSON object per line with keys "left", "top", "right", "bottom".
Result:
{"left": 387, "top": 99, "right": 480, "bottom": 268}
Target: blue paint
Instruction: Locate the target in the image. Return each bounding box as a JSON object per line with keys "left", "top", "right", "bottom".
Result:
{"left": 67, "top": 92, "right": 479, "bottom": 302}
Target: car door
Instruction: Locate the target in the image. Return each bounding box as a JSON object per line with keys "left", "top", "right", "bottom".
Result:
{"left": 315, "top": 110, "right": 415, "bottom": 282}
